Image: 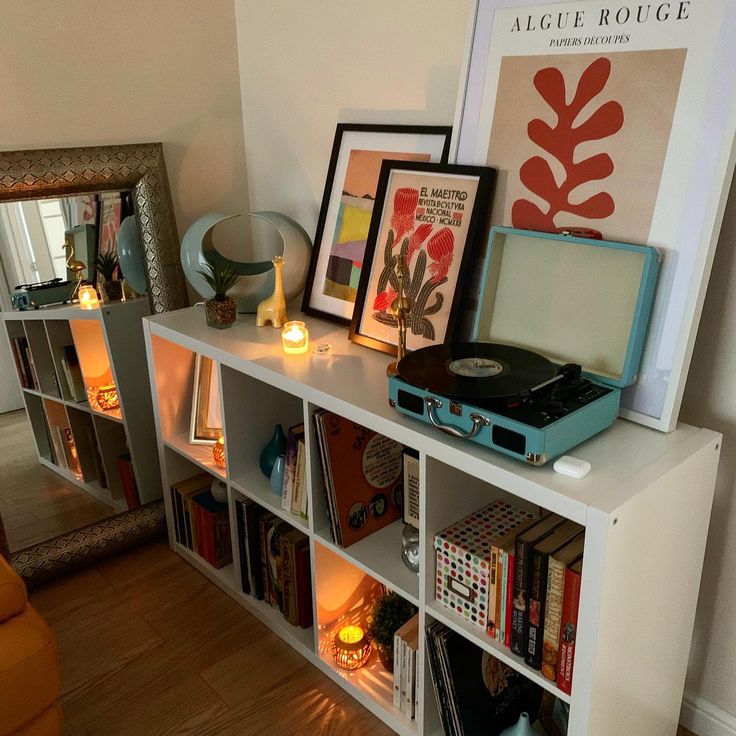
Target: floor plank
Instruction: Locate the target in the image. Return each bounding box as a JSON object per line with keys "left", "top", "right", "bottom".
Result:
{"left": 0, "top": 409, "right": 114, "bottom": 550}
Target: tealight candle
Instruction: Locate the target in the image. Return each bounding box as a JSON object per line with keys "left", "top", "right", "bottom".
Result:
{"left": 78, "top": 284, "right": 100, "bottom": 309}
{"left": 331, "top": 624, "right": 372, "bottom": 670}
{"left": 282, "top": 320, "right": 309, "bottom": 354}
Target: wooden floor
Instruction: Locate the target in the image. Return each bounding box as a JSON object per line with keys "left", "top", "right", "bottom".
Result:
{"left": 31, "top": 540, "right": 394, "bottom": 735}
{"left": 0, "top": 409, "right": 113, "bottom": 551}
{"left": 27, "top": 541, "right": 698, "bottom": 736}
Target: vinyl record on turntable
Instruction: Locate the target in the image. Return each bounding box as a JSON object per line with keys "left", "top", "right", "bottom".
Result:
{"left": 397, "top": 342, "right": 557, "bottom": 401}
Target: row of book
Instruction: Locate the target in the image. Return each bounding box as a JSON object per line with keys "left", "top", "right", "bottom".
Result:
{"left": 47, "top": 422, "right": 82, "bottom": 479}
{"left": 313, "top": 410, "right": 404, "bottom": 548}
{"left": 170, "top": 473, "right": 233, "bottom": 568}
{"left": 9, "top": 336, "right": 37, "bottom": 390}
{"left": 437, "top": 500, "right": 585, "bottom": 695}
{"left": 426, "top": 620, "right": 544, "bottom": 736}
{"left": 280, "top": 423, "right": 308, "bottom": 519}
{"left": 235, "top": 497, "right": 313, "bottom": 629}
{"left": 393, "top": 614, "right": 419, "bottom": 720}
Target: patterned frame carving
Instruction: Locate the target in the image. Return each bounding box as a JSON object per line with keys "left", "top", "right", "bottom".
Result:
{"left": 0, "top": 142, "right": 188, "bottom": 313}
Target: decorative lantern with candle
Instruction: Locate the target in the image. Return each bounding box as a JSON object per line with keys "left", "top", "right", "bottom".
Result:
{"left": 213, "top": 435, "right": 226, "bottom": 469}
{"left": 78, "top": 284, "right": 100, "bottom": 310}
{"left": 331, "top": 624, "right": 372, "bottom": 670}
{"left": 282, "top": 320, "right": 309, "bottom": 354}
{"left": 87, "top": 383, "right": 119, "bottom": 412}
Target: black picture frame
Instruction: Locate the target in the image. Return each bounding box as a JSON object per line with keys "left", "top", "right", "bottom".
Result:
{"left": 349, "top": 160, "right": 496, "bottom": 356}
{"left": 301, "top": 123, "right": 452, "bottom": 325}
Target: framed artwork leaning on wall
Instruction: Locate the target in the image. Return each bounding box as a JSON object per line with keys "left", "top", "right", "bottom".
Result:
{"left": 349, "top": 160, "right": 495, "bottom": 356}
{"left": 302, "top": 123, "right": 452, "bottom": 325}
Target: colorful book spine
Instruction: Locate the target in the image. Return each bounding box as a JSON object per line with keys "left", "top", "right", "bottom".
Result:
{"left": 542, "top": 554, "right": 569, "bottom": 681}
{"left": 235, "top": 500, "right": 250, "bottom": 595}
{"left": 498, "top": 550, "right": 508, "bottom": 643}
{"left": 557, "top": 560, "right": 583, "bottom": 695}
{"left": 504, "top": 551, "right": 515, "bottom": 648}
{"left": 510, "top": 534, "right": 530, "bottom": 655}
{"left": 525, "top": 546, "right": 549, "bottom": 668}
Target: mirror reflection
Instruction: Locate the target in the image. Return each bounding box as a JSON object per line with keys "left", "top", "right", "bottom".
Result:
{"left": 0, "top": 190, "right": 144, "bottom": 554}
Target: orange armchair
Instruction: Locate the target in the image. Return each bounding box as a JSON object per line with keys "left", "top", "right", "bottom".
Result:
{"left": 0, "top": 555, "right": 61, "bottom": 735}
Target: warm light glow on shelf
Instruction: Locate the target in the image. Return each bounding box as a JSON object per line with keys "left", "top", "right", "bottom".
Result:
{"left": 87, "top": 383, "right": 119, "bottom": 412}
{"left": 282, "top": 320, "right": 309, "bottom": 354}
{"left": 213, "top": 435, "right": 226, "bottom": 469}
{"left": 331, "top": 625, "right": 372, "bottom": 670}
{"left": 78, "top": 285, "right": 100, "bottom": 309}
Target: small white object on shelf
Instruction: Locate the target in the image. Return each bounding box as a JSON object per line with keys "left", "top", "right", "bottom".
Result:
{"left": 553, "top": 456, "right": 592, "bottom": 479}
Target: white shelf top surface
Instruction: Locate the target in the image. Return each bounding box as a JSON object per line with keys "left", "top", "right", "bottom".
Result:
{"left": 3, "top": 297, "right": 150, "bottom": 322}
{"left": 146, "top": 307, "right": 719, "bottom": 521}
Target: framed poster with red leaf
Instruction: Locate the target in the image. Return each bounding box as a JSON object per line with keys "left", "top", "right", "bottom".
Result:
{"left": 451, "top": 0, "right": 736, "bottom": 432}
{"left": 349, "top": 160, "right": 495, "bottom": 355}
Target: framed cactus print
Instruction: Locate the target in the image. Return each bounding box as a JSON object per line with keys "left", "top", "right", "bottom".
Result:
{"left": 451, "top": 0, "right": 736, "bottom": 432}
{"left": 349, "top": 161, "right": 495, "bottom": 355}
{"left": 302, "top": 124, "right": 452, "bottom": 325}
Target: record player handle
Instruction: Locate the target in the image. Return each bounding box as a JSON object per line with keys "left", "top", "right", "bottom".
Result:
{"left": 424, "top": 397, "right": 490, "bottom": 439}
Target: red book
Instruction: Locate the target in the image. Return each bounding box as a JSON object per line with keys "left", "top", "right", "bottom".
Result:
{"left": 557, "top": 557, "right": 583, "bottom": 694}
{"left": 504, "top": 552, "right": 515, "bottom": 648}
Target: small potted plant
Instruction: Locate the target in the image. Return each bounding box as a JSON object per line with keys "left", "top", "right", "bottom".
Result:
{"left": 198, "top": 260, "right": 239, "bottom": 328}
{"left": 95, "top": 251, "right": 123, "bottom": 302}
{"left": 367, "top": 591, "right": 418, "bottom": 672}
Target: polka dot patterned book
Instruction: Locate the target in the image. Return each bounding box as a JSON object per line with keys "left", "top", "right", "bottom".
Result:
{"left": 434, "top": 499, "right": 538, "bottom": 631}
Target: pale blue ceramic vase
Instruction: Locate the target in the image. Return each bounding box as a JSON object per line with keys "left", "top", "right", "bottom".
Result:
{"left": 499, "top": 712, "right": 535, "bottom": 736}
{"left": 270, "top": 454, "right": 286, "bottom": 495}
{"left": 259, "top": 424, "right": 287, "bottom": 478}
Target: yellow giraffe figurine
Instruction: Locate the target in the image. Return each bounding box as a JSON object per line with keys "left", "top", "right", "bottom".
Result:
{"left": 256, "top": 255, "right": 288, "bottom": 328}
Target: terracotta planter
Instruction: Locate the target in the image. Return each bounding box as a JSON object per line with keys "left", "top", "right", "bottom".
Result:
{"left": 102, "top": 280, "right": 123, "bottom": 302}
{"left": 205, "top": 297, "right": 236, "bottom": 328}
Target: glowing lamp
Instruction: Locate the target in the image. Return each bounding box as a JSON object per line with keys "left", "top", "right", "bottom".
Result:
{"left": 331, "top": 625, "right": 371, "bottom": 670}
{"left": 87, "top": 383, "right": 119, "bottom": 412}
{"left": 78, "top": 285, "right": 100, "bottom": 309}
{"left": 282, "top": 320, "right": 309, "bottom": 354}
{"left": 213, "top": 435, "right": 226, "bottom": 469}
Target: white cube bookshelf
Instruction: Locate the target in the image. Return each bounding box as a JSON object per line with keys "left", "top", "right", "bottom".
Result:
{"left": 143, "top": 306, "right": 720, "bottom": 736}
{"left": 3, "top": 299, "right": 162, "bottom": 512}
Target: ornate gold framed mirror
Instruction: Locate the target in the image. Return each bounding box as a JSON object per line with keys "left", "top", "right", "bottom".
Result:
{"left": 0, "top": 143, "right": 188, "bottom": 312}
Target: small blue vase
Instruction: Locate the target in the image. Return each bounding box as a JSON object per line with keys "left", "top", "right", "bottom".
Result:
{"left": 499, "top": 712, "right": 535, "bottom": 736}
{"left": 259, "top": 423, "right": 287, "bottom": 478}
{"left": 270, "top": 454, "right": 286, "bottom": 495}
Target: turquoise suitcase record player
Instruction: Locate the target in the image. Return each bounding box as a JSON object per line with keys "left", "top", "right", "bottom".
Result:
{"left": 388, "top": 226, "right": 661, "bottom": 465}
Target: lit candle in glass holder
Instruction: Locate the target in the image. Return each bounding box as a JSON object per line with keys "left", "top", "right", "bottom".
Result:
{"left": 281, "top": 320, "right": 309, "bottom": 354}
{"left": 212, "top": 435, "right": 226, "bottom": 469}
{"left": 78, "top": 285, "right": 100, "bottom": 309}
{"left": 331, "top": 624, "right": 372, "bottom": 670}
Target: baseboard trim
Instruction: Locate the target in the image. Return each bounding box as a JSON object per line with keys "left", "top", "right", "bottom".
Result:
{"left": 681, "top": 692, "right": 736, "bottom": 736}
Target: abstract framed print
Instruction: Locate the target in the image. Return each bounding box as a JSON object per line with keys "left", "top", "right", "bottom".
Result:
{"left": 349, "top": 160, "right": 495, "bottom": 356}
{"left": 450, "top": 0, "right": 736, "bottom": 431}
{"left": 302, "top": 123, "right": 452, "bottom": 325}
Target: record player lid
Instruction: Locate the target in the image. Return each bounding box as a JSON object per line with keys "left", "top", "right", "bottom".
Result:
{"left": 472, "top": 227, "right": 660, "bottom": 389}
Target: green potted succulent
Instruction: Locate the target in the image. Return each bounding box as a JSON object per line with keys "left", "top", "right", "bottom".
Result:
{"left": 198, "top": 260, "right": 239, "bottom": 328}
{"left": 367, "top": 591, "right": 418, "bottom": 672}
{"left": 95, "top": 251, "right": 123, "bottom": 302}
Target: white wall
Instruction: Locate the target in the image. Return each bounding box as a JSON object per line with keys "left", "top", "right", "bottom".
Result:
{"left": 235, "top": 0, "right": 736, "bottom": 726}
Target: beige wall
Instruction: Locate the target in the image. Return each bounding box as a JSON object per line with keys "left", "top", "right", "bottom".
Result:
{"left": 235, "top": 0, "right": 736, "bottom": 723}
{"left": 0, "top": 0, "right": 250, "bottom": 259}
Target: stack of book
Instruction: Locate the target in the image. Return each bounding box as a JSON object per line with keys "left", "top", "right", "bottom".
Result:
{"left": 313, "top": 410, "right": 404, "bottom": 548}
{"left": 393, "top": 614, "right": 419, "bottom": 720}
{"left": 9, "top": 336, "right": 37, "bottom": 389}
{"left": 170, "top": 473, "right": 232, "bottom": 568}
{"left": 436, "top": 502, "right": 586, "bottom": 695}
{"left": 235, "top": 497, "right": 313, "bottom": 628}
{"left": 426, "top": 620, "right": 543, "bottom": 735}
{"left": 280, "top": 423, "right": 307, "bottom": 520}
